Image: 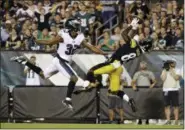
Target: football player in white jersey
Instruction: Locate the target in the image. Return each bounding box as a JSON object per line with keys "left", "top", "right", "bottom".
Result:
{"left": 24, "top": 56, "right": 40, "bottom": 86}
{"left": 11, "top": 19, "right": 106, "bottom": 110}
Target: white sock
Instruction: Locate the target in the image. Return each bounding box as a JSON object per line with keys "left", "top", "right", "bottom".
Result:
{"left": 65, "top": 97, "right": 71, "bottom": 101}
{"left": 123, "top": 94, "right": 129, "bottom": 102}
{"left": 82, "top": 80, "right": 90, "bottom": 88}
{"left": 21, "top": 61, "right": 27, "bottom": 65}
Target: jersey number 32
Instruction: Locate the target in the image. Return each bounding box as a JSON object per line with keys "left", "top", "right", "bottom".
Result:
{"left": 65, "top": 44, "right": 80, "bottom": 55}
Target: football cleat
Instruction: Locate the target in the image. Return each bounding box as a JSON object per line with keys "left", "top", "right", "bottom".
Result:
{"left": 10, "top": 56, "right": 27, "bottom": 64}
{"left": 62, "top": 100, "right": 73, "bottom": 111}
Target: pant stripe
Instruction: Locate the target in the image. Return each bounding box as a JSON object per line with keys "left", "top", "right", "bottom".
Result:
{"left": 59, "top": 60, "right": 77, "bottom": 77}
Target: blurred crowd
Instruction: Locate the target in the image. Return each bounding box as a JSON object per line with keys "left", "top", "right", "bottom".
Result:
{"left": 0, "top": 0, "right": 184, "bottom": 52}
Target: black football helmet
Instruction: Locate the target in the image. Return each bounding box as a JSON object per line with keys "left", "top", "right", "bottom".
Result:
{"left": 65, "top": 18, "right": 80, "bottom": 32}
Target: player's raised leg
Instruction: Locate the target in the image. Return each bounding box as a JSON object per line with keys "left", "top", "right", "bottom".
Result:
{"left": 10, "top": 56, "right": 45, "bottom": 78}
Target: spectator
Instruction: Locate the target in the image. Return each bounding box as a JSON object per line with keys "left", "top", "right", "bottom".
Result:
{"left": 55, "top": 1, "right": 67, "bottom": 14}
{"left": 141, "top": 27, "right": 153, "bottom": 51}
{"left": 1, "top": 0, "right": 14, "bottom": 11}
{"left": 6, "top": 28, "right": 22, "bottom": 50}
{"left": 45, "top": 34, "right": 57, "bottom": 52}
{"left": 31, "top": 22, "right": 38, "bottom": 34}
{"left": 16, "top": 2, "right": 34, "bottom": 22}
{"left": 170, "top": 19, "right": 178, "bottom": 36}
{"left": 158, "top": 27, "right": 172, "bottom": 49}
{"left": 0, "top": 20, "right": 11, "bottom": 48}
{"left": 138, "top": 32, "right": 152, "bottom": 52}
{"left": 178, "top": 23, "right": 184, "bottom": 38}
{"left": 160, "top": 60, "right": 181, "bottom": 125}
{"left": 72, "top": 2, "right": 80, "bottom": 12}
{"left": 49, "top": 24, "right": 57, "bottom": 37}
{"left": 172, "top": 28, "right": 184, "bottom": 50}
{"left": 144, "top": 19, "right": 150, "bottom": 28}
{"left": 43, "top": 0, "right": 52, "bottom": 13}
{"left": 24, "top": 56, "right": 40, "bottom": 86}
{"left": 130, "top": 0, "right": 149, "bottom": 19}
{"left": 151, "top": 32, "right": 160, "bottom": 50}
{"left": 50, "top": 14, "right": 64, "bottom": 29}
{"left": 161, "top": 18, "right": 167, "bottom": 28}
{"left": 144, "top": 27, "right": 151, "bottom": 38}
{"left": 178, "top": 8, "right": 184, "bottom": 22}
{"left": 167, "top": 2, "right": 173, "bottom": 15}
{"left": 111, "top": 26, "right": 121, "bottom": 43}
{"left": 75, "top": 2, "right": 93, "bottom": 34}
{"left": 151, "top": 19, "right": 160, "bottom": 32}
{"left": 97, "top": 30, "right": 116, "bottom": 52}
{"left": 34, "top": 8, "right": 52, "bottom": 31}
{"left": 23, "top": 29, "right": 35, "bottom": 51}
{"left": 132, "top": 61, "right": 156, "bottom": 125}
{"left": 37, "top": 28, "right": 51, "bottom": 50}
{"left": 138, "top": 24, "right": 144, "bottom": 34}
{"left": 155, "top": 3, "right": 161, "bottom": 14}
{"left": 161, "top": 9, "right": 167, "bottom": 20}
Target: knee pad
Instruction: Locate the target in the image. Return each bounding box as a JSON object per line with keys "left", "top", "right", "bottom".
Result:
{"left": 70, "top": 76, "right": 78, "bottom": 82}
{"left": 117, "top": 91, "right": 125, "bottom": 98}
{"left": 111, "top": 61, "right": 121, "bottom": 69}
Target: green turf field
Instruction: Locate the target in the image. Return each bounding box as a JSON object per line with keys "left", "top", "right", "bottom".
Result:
{"left": 0, "top": 123, "right": 184, "bottom": 129}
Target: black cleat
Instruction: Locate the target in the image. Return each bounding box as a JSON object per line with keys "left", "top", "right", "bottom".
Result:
{"left": 145, "top": 119, "right": 149, "bottom": 125}
{"left": 128, "top": 98, "right": 137, "bottom": 112}
{"left": 62, "top": 100, "right": 73, "bottom": 110}
{"left": 10, "top": 56, "right": 27, "bottom": 64}
{"left": 138, "top": 119, "right": 142, "bottom": 125}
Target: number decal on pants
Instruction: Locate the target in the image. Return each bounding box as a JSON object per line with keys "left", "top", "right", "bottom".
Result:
{"left": 121, "top": 53, "right": 136, "bottom": 62}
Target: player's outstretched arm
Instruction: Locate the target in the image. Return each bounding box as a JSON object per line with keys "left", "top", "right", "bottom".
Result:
{"left": 35, "top": 35, "right": 63, "bottom": 45}
{"left": 82, "top": 40, "right": 108, "bottom": 55}
{"left": 121, "top": 18, "right": 139, "bottom": 43}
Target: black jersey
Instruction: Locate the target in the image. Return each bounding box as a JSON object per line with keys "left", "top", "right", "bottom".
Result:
{"left": 109, "top": 39, "right": 143, "bottom": 63}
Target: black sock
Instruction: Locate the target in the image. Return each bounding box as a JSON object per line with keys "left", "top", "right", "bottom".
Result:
{"left": 66, "top": 81, "right": 76, "bottom": 99}
{"left": 25, "top": 62, "right": 43, "bottom": 75}
{"left": 117, "top": 91, "right": 125, "bottom": 99}
{"left": 86, "top": 71, "right": 96, "bottom": 83}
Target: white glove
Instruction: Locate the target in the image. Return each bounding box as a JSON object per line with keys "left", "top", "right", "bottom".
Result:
{"left": 130, "top": 18, "right": 139, "bottom": 30}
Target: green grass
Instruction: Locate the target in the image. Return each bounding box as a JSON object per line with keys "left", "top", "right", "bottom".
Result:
{"left": 0, "top": 123, "right": 184, "bottom": 129}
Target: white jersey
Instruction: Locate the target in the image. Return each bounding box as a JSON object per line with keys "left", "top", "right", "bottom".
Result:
{"left": 57, "top": 29, "right": 85, "bottom": 61}
{"left": 25, "top": 66, "right": 40, "bottom": 86}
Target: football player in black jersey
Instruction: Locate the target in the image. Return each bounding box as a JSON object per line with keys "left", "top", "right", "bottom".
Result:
{"left": 75, "top": 18, "right": 145, "bottom": 112}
